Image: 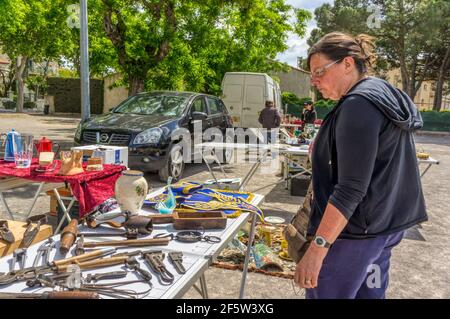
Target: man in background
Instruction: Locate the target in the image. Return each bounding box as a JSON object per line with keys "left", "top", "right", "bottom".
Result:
{"left": 258, "top": 100, "right": 281, "bottom": 143}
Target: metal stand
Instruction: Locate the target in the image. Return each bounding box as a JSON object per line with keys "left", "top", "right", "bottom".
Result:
{"left": 239, "top": 212, "right": 258, "bottom": 299}
{"left": 193, "top": 274, "right": 210, "bottom": 299}
{"left": 53, "top": 188, "right": 76, "bottom": 235}
{"left": 0, "top": 182, "right": 45, "bottom": 221}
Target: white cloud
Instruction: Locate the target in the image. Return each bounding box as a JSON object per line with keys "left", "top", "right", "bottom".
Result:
{"left": 277, "top": 0, "right": 334, "bottom": 67}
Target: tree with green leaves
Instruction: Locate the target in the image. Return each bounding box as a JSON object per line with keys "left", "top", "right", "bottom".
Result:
{"left": 0, "top": 0, "right": 72, "bottom": 112}
{"left": 307, "top": 0, "right": 449, "bottom": 109}
{"left": 91, "top": 0, "right": 310, "bottom": 96}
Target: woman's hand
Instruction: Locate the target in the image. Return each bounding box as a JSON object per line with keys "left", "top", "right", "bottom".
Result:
{"left": 294, "top": 244, "right": 328, "bottom": 289}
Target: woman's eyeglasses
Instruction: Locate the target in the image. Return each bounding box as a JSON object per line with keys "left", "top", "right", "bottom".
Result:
{"left": 310, "top": 59, "right": 343, "bottom": 80}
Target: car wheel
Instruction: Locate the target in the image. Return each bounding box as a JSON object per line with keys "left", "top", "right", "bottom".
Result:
{"left": 158, "top": 144, "right": 185, "bottom": 182}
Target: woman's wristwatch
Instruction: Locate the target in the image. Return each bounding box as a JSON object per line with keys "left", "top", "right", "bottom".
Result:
{"left": 313, "top": 235, "right": 332, "bottom": 248}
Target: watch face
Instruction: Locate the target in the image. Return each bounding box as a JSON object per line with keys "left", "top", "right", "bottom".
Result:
{"left": 316, "top": 237, "right": 325, "bottom": 246}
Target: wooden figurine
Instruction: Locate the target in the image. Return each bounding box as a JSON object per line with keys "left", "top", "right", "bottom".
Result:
{"left": 57, "top": 150, "right": 84, "bottom": 176}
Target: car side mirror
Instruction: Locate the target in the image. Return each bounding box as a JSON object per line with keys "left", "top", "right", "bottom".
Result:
{"left": 191, "top": 111, "right": 208, "bottom": 121}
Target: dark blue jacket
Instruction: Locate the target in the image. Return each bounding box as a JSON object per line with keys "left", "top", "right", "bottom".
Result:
{"left": 308, "top": 77, "right": 428, "bottom": 239}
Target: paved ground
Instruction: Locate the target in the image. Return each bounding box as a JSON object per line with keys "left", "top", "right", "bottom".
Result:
{"left": 0, "top": 113, "right": 449, "bottom": 299}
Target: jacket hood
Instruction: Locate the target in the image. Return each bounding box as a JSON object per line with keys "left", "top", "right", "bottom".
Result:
{"left": 344, "top": 76, "right": 423, "bottom": 131}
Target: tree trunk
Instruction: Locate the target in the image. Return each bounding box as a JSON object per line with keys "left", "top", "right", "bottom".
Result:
{"left": 128, "top": 75, "right": 145, "bottom": 96}
{"left": 433, "top": 46, "right": 450, "bottom": 112}
{"left": 15, "top": 56, "right": 28, "bottom": 113}
{"left": 0, "top": 70, "right": 6, "bottom": 97}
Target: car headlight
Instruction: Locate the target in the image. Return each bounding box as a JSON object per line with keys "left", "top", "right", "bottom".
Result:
{"left": 133, "top": 128, "right": 163, "bottom": 145}
{"left": 75, "top": 123, "right": 83, "bottom": 140}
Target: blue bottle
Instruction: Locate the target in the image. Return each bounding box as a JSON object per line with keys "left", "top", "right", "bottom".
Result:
{"left": 4, "top": 129, "right": 20, "bottom": 162}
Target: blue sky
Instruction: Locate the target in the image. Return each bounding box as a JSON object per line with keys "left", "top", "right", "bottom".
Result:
{"left": 276, "top": 0, "right": 334, "bottom": 67}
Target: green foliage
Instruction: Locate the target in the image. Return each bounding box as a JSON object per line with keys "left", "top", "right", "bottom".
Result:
{"left": 314, "top": 99, "right": 337, "bottom": 108}
{"left": 420, "top": 110, "right": 450, "bottom": 131}
{"left": 2, "top": 101, "right": 16, "bottom": 109}
{"left": 26, "top": 75, "right": 48, "bottom": 94}
{"left": 281, "top": 92, "right": 301, "bottom": 105}
{"left": 23, "top": 101, "right": 37, "bottom": 109}
{"left": 74, "top": 0, "right": 310, "bottom": 95}
{"left": 57, "top": 68, "right": 79, "bottom": 78}
{"left": 307, "top": 0, "right": 449, "bottom": 104}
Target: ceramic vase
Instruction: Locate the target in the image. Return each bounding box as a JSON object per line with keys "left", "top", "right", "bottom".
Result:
{"left": 115, "top": 170, "right": 149, "bottom": 214}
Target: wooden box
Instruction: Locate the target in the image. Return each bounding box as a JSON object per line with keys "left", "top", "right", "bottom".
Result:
{"left": 173, "top": 211, "right": 227, "bottom": 230}
{"left": 46, "top": 186, "right": 73, "bottom": 216}
{"left": 0, "top": 219, "right": 53, "bottom": 257}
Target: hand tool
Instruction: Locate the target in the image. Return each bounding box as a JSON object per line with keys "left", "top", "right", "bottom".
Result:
{"left": 77, "top": 227, "right": 140, "bottom": 240}
{"left": 81, "top": 237, "right": 170, "bottom": 248}
{"left": 85, "top": 270, "right": 128, "bottom": 283}
{"left": 0, "top": 248, "right": 116, "bottom": 286}
{"left": 32, "top": 238, "right": 55, "bottom": 267}
{"left": 0, "top": 290, "right": 100, "bottom": 299}
{"left": 0, "top": 220, "right": 15, "bottom": 243}
{"left": 85, "top": 211, "right": 130, "bottom": 228}
{"left": 168, "top": 252, "right": 186, "bottom": 274}
{"left": 60, "top": 219, "right": 78, "bottom": 254}
{"left": 10, "top": 248, "right": 27, "bottom": 271}
{"left": 22, "top": 214, "right": 48, "bottom": 248}
{"left": 142, "top": 251, "right": 174, "bottom": 285}
{"left": 75, "top": 235, "right": 85, "bottom": 256}
{"left": 125, "top": 257, "right": 152, "bottom": 282}
{"left": 154, "top": 230, "right": 221, "bottom": 243}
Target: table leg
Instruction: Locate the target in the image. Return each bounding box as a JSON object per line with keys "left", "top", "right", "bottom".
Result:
{"left": 199, "top": 273, "right": 209, "bottom": 299}
{"left": 239, "top": 213, "right": 257, "bottom": 299}
{"left": 203, "top": 153, "right": 220, "bottom": 184}
{"left": 420, "top": 164, "right": 432, "bottom": 178}
{"left": 0, "top": 191, "right": 14, "bottom": 220}
{"left": 24, "top": 182, "right": 45, "bottom": 220}
{"left": 284, "top": 155, "right": 288, "bottom": 189}
{"left": 53, "top": 188, "right": 76, "bottom": 235}
{"left": 239, "top": 150, "right": 267, "bottom": 191}
{"left": 212, "top": 150, "right": 227, "bottom": 178}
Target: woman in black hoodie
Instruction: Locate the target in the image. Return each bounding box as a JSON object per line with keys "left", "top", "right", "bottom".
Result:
{"left": 294, "top": 32, "right": 427, "bottom": 299}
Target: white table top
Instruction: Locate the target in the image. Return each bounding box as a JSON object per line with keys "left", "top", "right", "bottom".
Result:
{"left": 417, "top": 156, "right": 439, "bottom": 164}
{"left": 0, "top": 187, "right": 264, "bottom": 299}
{"left": 196, "top": 142, "right": 284, "bottom": 151}
{"left": 279, "top": 145, "right": 310, "bottom": 155}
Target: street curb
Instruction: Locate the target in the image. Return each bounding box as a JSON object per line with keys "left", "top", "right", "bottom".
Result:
{"left": 415, "top": 131, "right": 450, "bottom": 137}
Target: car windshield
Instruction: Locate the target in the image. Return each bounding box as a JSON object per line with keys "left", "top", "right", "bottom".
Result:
{"left": 113, "top": 94, "right": 188, "bottom": 116}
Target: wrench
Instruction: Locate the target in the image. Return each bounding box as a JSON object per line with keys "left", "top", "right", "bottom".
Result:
{"left": 125, "top": 257, "right": 152, "bottom": 282}
{"left": 32, "top": 238, "right": 55, "bottom": 267}
{"left": 10, "top": 249, "right": 27, "bottom": 272}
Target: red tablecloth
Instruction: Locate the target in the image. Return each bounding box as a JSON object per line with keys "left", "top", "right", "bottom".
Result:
{"left": 0, "top": 159, "right": 126, "bottom": 218}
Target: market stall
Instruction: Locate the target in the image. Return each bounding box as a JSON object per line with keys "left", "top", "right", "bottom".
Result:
{"left": 0, "top": 186, "right": 264, "bottom": 299}
{"left": 0, "top": 159, "right": 126, "bottom": 234}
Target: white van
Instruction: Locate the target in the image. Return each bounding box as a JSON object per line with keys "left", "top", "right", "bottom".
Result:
{"left": 221, "top": 72, "right": 282, "bottom": 129}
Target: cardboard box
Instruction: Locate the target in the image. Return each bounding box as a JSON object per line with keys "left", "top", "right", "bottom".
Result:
{"left": 46, "top": 186, "right": 73, "bottom": 216}
{"left": 71, "top": 145, "right": 128, "bottom": 167}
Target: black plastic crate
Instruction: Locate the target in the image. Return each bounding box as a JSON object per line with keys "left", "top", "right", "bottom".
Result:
{"left": 290, "top": 175, "right": 311, "bottom": 196}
